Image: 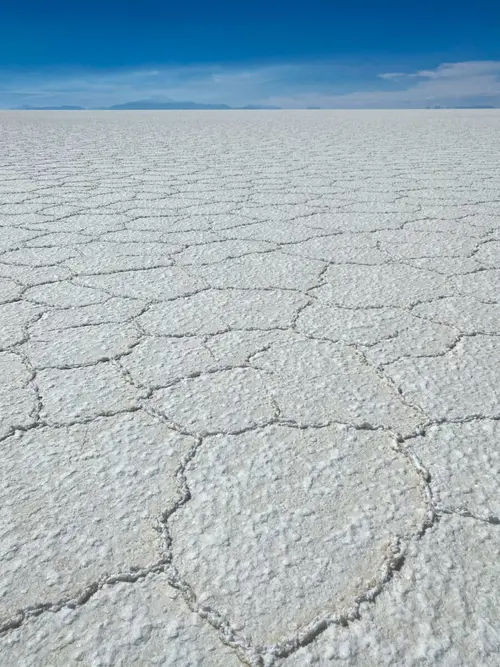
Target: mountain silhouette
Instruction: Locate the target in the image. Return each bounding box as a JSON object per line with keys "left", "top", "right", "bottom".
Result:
{"left": 12, "top": 99, "right": 283, "bottom": 111}
{"left": 16, "top": 105, "right": 85, "bottom": 110}
{"left": 107, "top": 100, "right": 233, "bottom": 110}
{"left": 240, "top": 104, "right": 282, "bottom": 109}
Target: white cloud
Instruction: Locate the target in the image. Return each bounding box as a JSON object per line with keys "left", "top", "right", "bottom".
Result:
{"left": 378, "top": 72, "right": 406, "bottom": 80}
{"left": 413, "top": 61, "right": 500, "bottom": 79}
{"left": 270, "top": 60, "right": 500, "bottom": 108}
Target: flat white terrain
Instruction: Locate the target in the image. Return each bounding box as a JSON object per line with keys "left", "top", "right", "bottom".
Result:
{"left": 1, "top": 110, "right": 499, "bottom": 666}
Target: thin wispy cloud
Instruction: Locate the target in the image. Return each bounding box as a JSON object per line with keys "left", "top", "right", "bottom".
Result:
{"left": 1, "top": 60, "right": 499, "bottom": 109}
{"left": 378, "top": 72, "right": 407, "bottom": 80}
{"left": 413, "top": 61, "right": 500, "bottom": 79}
{"left": 268, "top": 61, "right": 500, "bottom": 108}
{"left": 0, "top": 64, "right": 291, "bottom": 108}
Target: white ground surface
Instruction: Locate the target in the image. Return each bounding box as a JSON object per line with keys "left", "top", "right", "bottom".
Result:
{"left": 0, "top": 110, "right": 499, "bottom": 666}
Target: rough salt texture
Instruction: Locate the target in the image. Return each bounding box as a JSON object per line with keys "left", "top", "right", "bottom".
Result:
{"left": 1, "top": 413, "right": 195, "bottom": 624}
{"left": 0, "top": 575, "right": 240, "bottom": 666}
{"left": 1, "top": 110, "right": 499, "bottom": 665}
{"left": 169, "top": 425, "right": 425, "bottom": 647}
{"left": 285, "top": 516, "right": 500, "bottom": 666}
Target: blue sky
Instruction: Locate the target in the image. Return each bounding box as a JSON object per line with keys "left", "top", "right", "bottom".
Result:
{"left": 1, "top": 0, "right": 499, "bottom": 108}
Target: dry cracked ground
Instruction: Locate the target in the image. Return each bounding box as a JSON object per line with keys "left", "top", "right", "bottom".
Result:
{"left": 0, "top": 109, "right": 500, "bottom": 666}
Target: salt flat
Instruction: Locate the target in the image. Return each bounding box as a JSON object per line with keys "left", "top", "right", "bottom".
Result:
{"left": 0, "top": 110, "right": 499, "bottom": 666}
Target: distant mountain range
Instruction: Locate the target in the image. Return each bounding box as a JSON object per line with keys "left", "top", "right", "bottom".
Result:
{"left": 13, "top": 100, "right": 282, "bottom": 111}
{"left": 425, "top": 105, "right": 496, "bottom": 109}
{"left": 14, "top": 101, "right": 497, "bottom": 111}
{"left": 107, "top": 100, "right": 233, "bottom": 110}
{"left": 16, "top": 105, "right": 86, "bottom": 110}
{"left": 239, "top": 104, "right": 282, "bottom": 110}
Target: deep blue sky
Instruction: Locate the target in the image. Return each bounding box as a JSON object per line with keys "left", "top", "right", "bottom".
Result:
{"left": 1, "top": 0, "right": 499, "bottom": 107}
